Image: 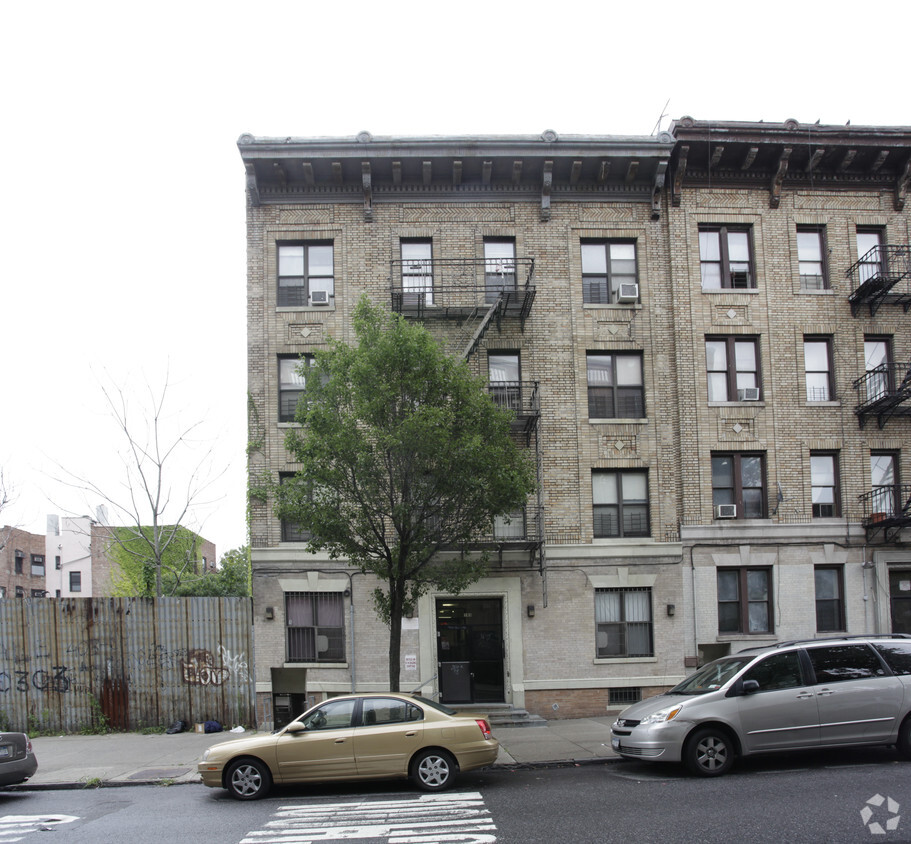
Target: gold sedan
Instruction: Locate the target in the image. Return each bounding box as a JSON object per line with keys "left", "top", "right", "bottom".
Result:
{"left": 198, "top": 693, "right": 499, "bottom": 800}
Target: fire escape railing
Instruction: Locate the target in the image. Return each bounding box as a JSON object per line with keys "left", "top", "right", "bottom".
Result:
{"left": 488, "top": 381, "right": 540, "bottom": 440}
{"left": 390, "top": 257, "right": 536, "bottom": 326}
{"left": 859, "top": 484, "right": 911, "bottom": 542}
{"left": 847, "top": 245, "right": 911, "bottom": 316}
{"left": 853, "top": 362, "right": 911, "bottom": 428}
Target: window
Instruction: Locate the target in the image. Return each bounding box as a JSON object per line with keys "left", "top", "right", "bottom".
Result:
{"left": 286, "top": 591, "right": 345, "bottom": 662}
{"left": 811, "top": 453, "right": 840, "bottom": 518}
{"left": 14, "top": 550, "right": 23, "bottom": 574}
{"left": 740, "top": 651, "right": 803, "bottom": 691}
{"left": 301, "top": 697, "right": 356, "bottom": 730}
{"left": 815, "top": 566, "right": 845, "bottom": 632}
{"left": 870, "top": 452, "right": 899, "bottom": 517}
{"left": 0, "top": 586, "right": 5, "bottom": 598}
{"left": 608, "top": 687, "right": 642, "bottom": 705}
{"left": 69, "top": 571, "right": 82, "bottom": 593}
{"left": 595, "top": 588, "right": 653, "bottom": 657}
{"left": 55, "top": 556, "right": 61, "bottom": 570}
{"left": 279, "top": 472, "right": 311, "bottom": 542}
{"left": 699, "top": 226, "right": 754, "bottom": 289}
{"left": 581, "top": 241, "right": 638, "bottom": 304}
{"left": 712, "top": 453, "right": 766, "bottom": 519}
{"left": 279, "top": 355, "right": 313, "bottom": 423}
{"left": 488, "top": 352, "right": 521, "bottom": 411}
{"left": 30, "top": 589, "right": 44, "bottom": 598}
{"left": 804, "top": 338, "right": 833, "bottom": 401}
{"left": 15, "top": 586, "right": 24, "bottom": 598}
{"left": 30, "top": 554, "right": 45, "bottom": 576}
{"left": 484, "top": 238, "right": 516, "bottom": 303}
{"left": 807, "top": 644, "right": 883, "bottom": 683}
{"left": 587, "top": 353, "right": 645, "bottom": 418}
{"left": 717, "top": 568, "right": 772, "bottom": 634}
{"left": 493, "top": 508, "right": 526, "bottom": 540}
{"left": 705, "top": 337, "right": 760, "bottom": 402}
{"left": 361, "top": 697, "right": 422, "bottom": 726}
{"left": 864, "top": 337, "right": 892, "bottom": 403}
{"left": 797, "top": 226, "right": 827, "bottom": 289}
{"left": 592, "top": 471, "right": 649, "bottom": 538}
{"left": 401, "top": 239, "right": 433, "bottom": 305}
{"left": 857, "top": 228, "right": 885, "bottom": 283}
{"left": 277, "top": 242, "right": 334, "bottom": 307}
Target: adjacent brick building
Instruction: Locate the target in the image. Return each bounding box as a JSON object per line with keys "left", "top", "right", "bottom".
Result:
{"left": 241, "top": 120, "right": 911, "bottom": 724}
{"left": 0, "top": 527, "right": 49, "bottom": 598}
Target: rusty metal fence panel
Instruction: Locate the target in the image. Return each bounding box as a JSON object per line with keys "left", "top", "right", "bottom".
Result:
{"left": 0, "top": 597, "right": 254, "bottom": 734}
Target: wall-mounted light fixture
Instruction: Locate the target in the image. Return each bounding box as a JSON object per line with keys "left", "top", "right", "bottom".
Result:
{"left": 527, "top": 604, "right": 535, "bottom": 618}
{"left": 666, "top": 603, "right": 676, "bottom": 617}
{"left": 265, "top": 606, "right": 275, "bottom": 620}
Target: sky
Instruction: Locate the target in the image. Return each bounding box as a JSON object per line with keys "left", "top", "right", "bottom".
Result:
{"left": 2, "top": 0, "right": 909, "bottom": 559}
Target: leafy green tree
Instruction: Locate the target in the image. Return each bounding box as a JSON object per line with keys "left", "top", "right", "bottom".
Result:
{"left": 276, "top": 297, "right": 536, "bottom": 691}
{"left": 174, "top": 545, "right": 251, "bottom": 597}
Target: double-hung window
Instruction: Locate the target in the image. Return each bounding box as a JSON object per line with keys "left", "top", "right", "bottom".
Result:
{"left": 864, "top": 337, "right": 892, "bottom": 403}
{"left": 30, "top": 555, "right": 45, "bottom": 576}
{"left": 706, "top": 337, "right": 760, "bottom": 402}
{"left": 277, "top": 242, "right": 334, "bottom": 307}
{"left": 587, "top": 352, "right": 644, "bottom": 418}
{"left": 797, "top": 226, "right": 828, "bottom": 290}
{"left": 285, "top": 591, "right": 345, "bottom": 662}
{"left": 595, "top": 587, "right": 653, "bottom": 658}
{"left": 69, "top": 571, "right": 82, "bottom": 593}
{"left": 810, "top": 452, "right": 840, "bottom": 518}
{"left": 14, "top": 550, "right": 23, "bottom": 574}
{"left": 699, "top": 226, "right": 754, "bottom": 289}
{"left": 581, "top": 241, "right": 638, "bottom": 304}
{"left": 488, "top": 352, "right": 521, "bottom": 412}
{"left": 857, "top": 228, "right": 885, "bottom": 284}
{"left": 484, "top": 238, "right": 516, "bottom": 303}
{"left": 870, "top": 452, "right": 899, "bottom": 517}
{"left": 804, "top": 337, "right": 833, "bottom": 401}
{"left": 718, "top": 567, "right": 772, "bottom": 634}
{"left": 815, "top": 566, "right": 845, "bottom": 632}
{"left": 279, "top": 472, "right": 312, "bottom": 542}
{"left": 401, "top": 239, "right": 433, "bottom": 305}
{"left": 278, "top": 355, "right": 313, "bottom": 423}
{"left": 712, "top": 453, "right": 766, "bottom": 519}
{"left": 592, "top": 470, "right": 649, "bottom": 538}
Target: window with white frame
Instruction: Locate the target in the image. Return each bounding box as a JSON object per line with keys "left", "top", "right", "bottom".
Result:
{"left": 277, "top": 242, "right": 334, "bottom": 307}
{"left": 811, "top": 452, "right": 840, "bottom": 518}
{"left": 581, "top": 240, "right": 638, "bottom": 304}
{"left": 592, "top": 470, "right": 649, "bottom": 538}
{"left": 484, "top": 238, "right": 516, "bottom": 303}
{"left": 595, "top": 587, "right": 653, "bottom": 657}
{"left": 857, "top": 228, "right": 885, "bottom": 284}
{"left": 797, "top": 226, "right": 827, "bottom": 289}
{"left": 401, "top": 239, "right": 433, "bottom": 305}
{"left": 285, "top": 591, "right": 346, "bottom": 662}
{"left": 587, "top": 352, "right": 644, "bottom": 418}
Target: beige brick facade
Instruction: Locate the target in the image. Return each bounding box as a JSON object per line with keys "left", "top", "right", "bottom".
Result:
{"left": 242, "top": 122, "right": 911, "bottom": 724}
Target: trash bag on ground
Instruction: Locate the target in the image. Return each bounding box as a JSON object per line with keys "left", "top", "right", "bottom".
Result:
{"left": 165, "top": 720, "right": 188, "bottom": 734}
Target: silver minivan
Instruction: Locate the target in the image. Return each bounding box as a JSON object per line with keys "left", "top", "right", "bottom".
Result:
{"left": 611, "top": 636, "right": 911, "bottom": 776}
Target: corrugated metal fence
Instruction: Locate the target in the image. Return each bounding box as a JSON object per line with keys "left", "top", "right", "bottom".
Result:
{"left": 0, "top": 597, "right": 254, "bottom": 733}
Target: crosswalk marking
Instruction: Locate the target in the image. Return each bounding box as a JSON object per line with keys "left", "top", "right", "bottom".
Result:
{"left": 240, "top": 791, "right": 496, "bottom": 844}
{"left": 0, "top": 815, "right": 79, "bottom": 842}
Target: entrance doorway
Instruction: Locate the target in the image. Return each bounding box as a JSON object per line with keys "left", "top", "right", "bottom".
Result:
{"left": 436, "top": 598, "right": 504, "bottom": 704}
{"left": 890, "top": 570, "right": 911, "bottom": 634}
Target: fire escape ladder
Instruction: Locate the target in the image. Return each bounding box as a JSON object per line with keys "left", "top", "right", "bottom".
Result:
{"left": 459, "top": 298, "right": 503, "bottom": 362}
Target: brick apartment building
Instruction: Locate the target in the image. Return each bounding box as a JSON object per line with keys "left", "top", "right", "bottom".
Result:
{"left": 1, "top": 527, "right": 49, "bottom": 598}
{"left": 241, "top": 120, "right": 911, "bottom": 724}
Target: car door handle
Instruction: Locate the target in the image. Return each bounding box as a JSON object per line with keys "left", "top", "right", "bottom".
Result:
{"left": 405, "top": 731, "right": 417, "bottom": 737}
{"left": 334, "top": 738, "right": 347, "bottom": 743}
{"left": 816, "top": 689, "right": 835, "bottom": 697}
{"left": 796, "top": 692, "right": 815, "bottom": 699}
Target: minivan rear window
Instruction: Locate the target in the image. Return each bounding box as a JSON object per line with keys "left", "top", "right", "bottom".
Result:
{"left": 807, "top": 644, "right": 885, "bottom": 683}
{"left": 873, "top": 642, "right": 911, "bottom": 675}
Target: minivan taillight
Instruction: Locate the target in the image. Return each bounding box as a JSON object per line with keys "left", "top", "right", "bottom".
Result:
{"left": 476, "top": 719, "right": 492, "bottom": 740}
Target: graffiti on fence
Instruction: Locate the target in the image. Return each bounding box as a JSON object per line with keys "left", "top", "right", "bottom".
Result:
{"left": 180, "top": 645, "right": 250, "bottom": 687}
{"left": 0, "top": 665, "right": 71, "bottom": 694}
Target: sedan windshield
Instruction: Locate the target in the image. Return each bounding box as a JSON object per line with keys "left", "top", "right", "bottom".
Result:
{"left": 669, "top": 655, "right": 755, "bottom": 695}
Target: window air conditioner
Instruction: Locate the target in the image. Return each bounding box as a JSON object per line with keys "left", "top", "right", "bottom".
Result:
{"left": 714, "top": 504, "right": 737, "bottom": 519}
{"left": 617, "top": 283, "right": 639, "bottom": 303}
{"left": 309, "top": 290, "right": 330, "bottom": 306}
{"left": 738, "top": 387, "right": 761, "bottom": 401}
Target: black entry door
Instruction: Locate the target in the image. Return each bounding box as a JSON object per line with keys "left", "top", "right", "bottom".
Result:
{"left": 891, "top": 570, "right": 911, "bottom": 634}
{"left": 436, "top": 598, "right": 504, "bottom": 704}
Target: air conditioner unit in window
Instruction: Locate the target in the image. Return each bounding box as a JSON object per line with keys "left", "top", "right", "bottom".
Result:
{"left": 617, "top": 282, "right": 639, "bottom": 303}
{"left": 738, "top": 387, "right": 761, "bottom": 401}
{"left": 309, "top": 290, "right": 330, "bottom": 306}
{"left": 714, "top": 504, "right": 737, "bottom": 519}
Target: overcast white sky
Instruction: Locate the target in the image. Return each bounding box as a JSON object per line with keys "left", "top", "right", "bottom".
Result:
{"left": 2, "top": 0, "right": 909, "bottom": 558}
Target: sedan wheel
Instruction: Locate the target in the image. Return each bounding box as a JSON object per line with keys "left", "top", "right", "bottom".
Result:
{"left": 684, "top": 728, "right": 734, "bottom": 777}
{"left": 411, "top": 749, "right": 456, "bottom": 791}
{"left": 226, "top": 758, "right": 272, "bottom": 800}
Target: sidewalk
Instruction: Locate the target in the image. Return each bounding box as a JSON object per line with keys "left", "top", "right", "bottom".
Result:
{"left": 12, "top": 717, "right": 619, "bottom": 791}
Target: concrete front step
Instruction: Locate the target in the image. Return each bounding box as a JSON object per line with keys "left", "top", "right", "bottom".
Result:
{"left": 456, "top": 704, "right": 548, "bottom": 727}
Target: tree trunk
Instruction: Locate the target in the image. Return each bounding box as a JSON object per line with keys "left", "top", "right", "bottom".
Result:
{"left": 387, "top": 578, "right": 404, "bottom": 692}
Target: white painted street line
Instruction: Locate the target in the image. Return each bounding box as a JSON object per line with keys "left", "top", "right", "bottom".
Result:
{"left": 0, "top": 815, "right": 79, "bottom": 843}
{"left": 240, "top": 791, "right": 496, "bottom": 844}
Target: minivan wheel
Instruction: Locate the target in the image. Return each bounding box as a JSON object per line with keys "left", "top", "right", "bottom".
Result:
{"left": 898, "top": 717, "right": 911, "bottom": 760}
{"left": 684, "top": 728, "right": 734, "bottom": 777}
